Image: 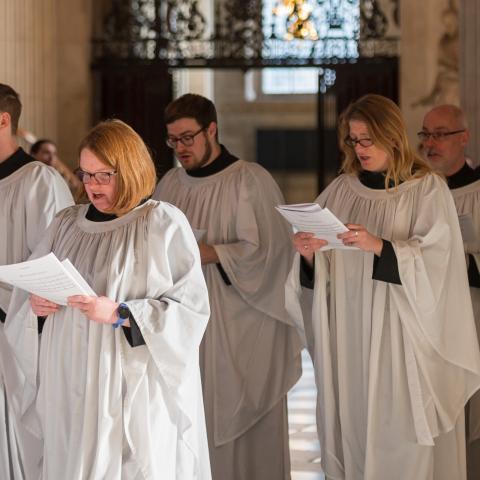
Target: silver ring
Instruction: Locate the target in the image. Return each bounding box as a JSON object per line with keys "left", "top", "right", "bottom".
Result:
{"left": 355, "top": 231, "right": 358, "bottom": 237}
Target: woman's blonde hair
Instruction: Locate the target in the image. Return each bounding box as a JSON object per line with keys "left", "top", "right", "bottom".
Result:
{"left": 79, "top": 119, "right": 157, "bottom": 215}
{"left": 338, "top": 94, "right": 431, "bottom": 188}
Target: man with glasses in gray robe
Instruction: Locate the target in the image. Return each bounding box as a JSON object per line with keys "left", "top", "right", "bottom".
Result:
{"left": 154, "top": 94, "right": 302, "bottom": 480}
{"left": 420, "top": 105, "right": 480, "bottom": 480}
{"left": 0, "top": 84, "right": 73, "bottom": 479}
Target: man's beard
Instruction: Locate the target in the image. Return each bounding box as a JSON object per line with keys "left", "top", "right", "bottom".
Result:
{"left": 198, "top": 137, "right": 212, "bottom": 168}
{"left": 184, "top": 136, "right": 213, "bottom": 171}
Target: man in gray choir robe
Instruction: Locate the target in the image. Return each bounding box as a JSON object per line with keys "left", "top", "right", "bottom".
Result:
{"left": 420, "top": 105, "right": 480, "bottom": 480}
{"left": 0, "top": 84, "right": 74, "bottom": 479}
{"left": 153, "top": 93, "right": 302, "bottom": 480}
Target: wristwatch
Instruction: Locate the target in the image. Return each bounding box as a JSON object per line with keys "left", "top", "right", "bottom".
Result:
{"left": 113, "top": 302, "right": 130, "bottom": 329}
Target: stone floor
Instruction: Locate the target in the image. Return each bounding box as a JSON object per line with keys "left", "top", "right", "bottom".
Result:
{"left": 288, "top": 350, "right": 325, "bottom": 480}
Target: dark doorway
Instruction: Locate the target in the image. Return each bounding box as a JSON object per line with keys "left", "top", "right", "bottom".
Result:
{"left": 92, "top": 65, "right": 174, "bottom": 180}
{"left": 317, "top": 57, "right": 399, "bottom": 191}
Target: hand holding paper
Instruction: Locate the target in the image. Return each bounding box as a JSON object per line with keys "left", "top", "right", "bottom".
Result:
{"left": 276, "top": 203, "right": 358, "bottom": 251}
{"left": 0, "top": 253, "right": 96, "bottom": 306}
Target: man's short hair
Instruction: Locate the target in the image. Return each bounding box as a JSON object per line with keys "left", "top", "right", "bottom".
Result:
{"left": 165, "top": 94, "right": 218, "bottom": 129}
{"left": 0, "top": 84, "right": 22, "bottom": 134}
{"left": 31, "top": 139, "right": 55, "bottom": 155}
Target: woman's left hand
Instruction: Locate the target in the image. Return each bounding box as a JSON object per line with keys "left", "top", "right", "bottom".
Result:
{"left": 338, "top": 223, "right": 384, "bottom": 256}
{"left": 67, "top": 295, "right": 119, "bottom": 325}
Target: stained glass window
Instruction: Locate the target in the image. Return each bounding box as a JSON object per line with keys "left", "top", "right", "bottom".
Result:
{"left": 261, "top": 0, "right": 359, "bottom": 94}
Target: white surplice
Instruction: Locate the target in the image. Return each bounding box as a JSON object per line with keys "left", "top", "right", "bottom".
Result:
{"left": 451, "top": 179, "right": 480, "bottom": 479}
{"left": 0, "top": 161, "right": 73, "bottom": 479}
{"left": 154, "top": 160, "right": 302, "bottom": 480}
{"left": 286, "top": 173, "right": 480, "bottom": 480}
{"left": 4, "top": 200, "right": 212, "bottom": 480}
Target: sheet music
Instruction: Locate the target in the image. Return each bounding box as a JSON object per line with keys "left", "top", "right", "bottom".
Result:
{"left": 0, "top": 253, "right": 96, "bottom": 305}
{"left": 276, "top": 203, "right": 358, "bottom": 251}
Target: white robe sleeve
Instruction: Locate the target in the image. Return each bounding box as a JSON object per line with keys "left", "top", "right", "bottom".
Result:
{"left": 391, "top": 177, "right": 480, "bottom": 445}
{"left": 3, "top": 214, "right": 65, "bottom": 438}
{"left": 110, "top": 204, "right": 211, "bottom": 478}
{"left": 25, "top": 164, "right": 74, "bottom": 253}
{"left": 212, "top": 164, "right": 295, "bottom": 325}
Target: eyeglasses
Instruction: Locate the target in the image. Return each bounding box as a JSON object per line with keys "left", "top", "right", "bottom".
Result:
{"left": 166, "top": 127, "right": 205, "bottom": 149}
{"left": 417, "top": 130, "right": 466, "bottom": 142}
{"left": 75, "top": 169, "right": 117, "bottom": 185}
{"left": 345, "top": 137, "right": 374, "bottom": 148}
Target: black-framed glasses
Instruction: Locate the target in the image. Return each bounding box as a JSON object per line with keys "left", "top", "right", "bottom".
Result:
{"left": 345, "top": 137, "right": 374, "bottom": 148}
{"left": 166, "top": 127, "right": 206, "bottom": 149}
{"left": 75, "top": 169, "right": 117, "bottom": 185}
{"left": 417, "top": 129, "right": 466, "bottom": 142}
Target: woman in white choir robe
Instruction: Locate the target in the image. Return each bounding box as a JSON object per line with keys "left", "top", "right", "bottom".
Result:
{"left": 286, "top": 94, "right": 480, "bottom": 480}
{"left": 5, "top": 119, "right": 212, "bottom": 480}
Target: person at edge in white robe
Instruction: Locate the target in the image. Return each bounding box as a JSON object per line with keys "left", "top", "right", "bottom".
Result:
{"left": 153, "top": 93, "right": 302, "bottom": 480}
{"left": 0, "top": 83, "right": 74, "bottom": 480}
{"left": 4, "top": 119, "right": 212, "bottom": 479}
{"left": 421, "top": 104, "right": 480, "bottom": 480}
{"left": 286, "top": 94, "right": 480, "bottom": 480}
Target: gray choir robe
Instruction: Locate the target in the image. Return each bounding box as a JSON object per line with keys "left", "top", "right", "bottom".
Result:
{"left": 286, "top": 173, "right": 480, "bottom": 480}
{"left": 450, "top": 179, "right": 480, "bottom": 480}
{"left": 4, "top": 201, "right": 212, "bottom": 479}
{"left": 0, "top": 161, "right": 73, "bottom": 479}
{"left": 154, "top": 160, "right": 302, "bottom": 480}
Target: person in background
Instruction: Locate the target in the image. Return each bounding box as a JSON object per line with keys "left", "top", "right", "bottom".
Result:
{"left": 154, "top": 93, "right": 302, "bottom": 480}
{"left": 31, "top": 139, "right": 85, "bottom": 202}
{"left": 287, "top": 94, "right": 480, "bottom": 480}
{"left": 420, "top": 104, "right": 480, "bottom": 480}
{"left": 0, "top": 83, "right": 73, "bottom": 479}
{"left": 5, "top": 119, "right": 211, "bottom": 479}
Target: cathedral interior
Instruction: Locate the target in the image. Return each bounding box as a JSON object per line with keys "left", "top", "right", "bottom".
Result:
{"left": 1, "top": 1, "right": 476, "bottom": 477}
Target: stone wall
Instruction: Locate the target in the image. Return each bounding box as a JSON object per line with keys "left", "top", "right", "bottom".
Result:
{"left": 401, "top": 0, "right": 460, "bottom": 146}
{"left": 0, "top": 0, "right": 92, "bottom": 168}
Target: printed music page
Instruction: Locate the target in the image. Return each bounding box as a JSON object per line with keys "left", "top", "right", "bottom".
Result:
{"left": 276, "top": 203, "right": 358, "bottom": 251}
{"left": 0, "top": 253, "right": 96, "bottom": 305}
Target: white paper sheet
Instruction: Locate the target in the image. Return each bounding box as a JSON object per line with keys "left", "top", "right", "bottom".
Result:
{"left": 0, "top": 253, "right": 96, "bottom": 305}
{"left": 276, "top": 203, "right": 358, "bottom": 251}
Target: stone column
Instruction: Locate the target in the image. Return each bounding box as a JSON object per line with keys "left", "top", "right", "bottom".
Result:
{"left": 0, "top": 0, "right": 92, "bottom": 168}
{"left": 460, "top": 0, "right": 480, "bottom": 164}
{"left": 56, "top": 0, "right": 92, "bottom": 168}
{"left": 400, "top": 0, "right": 458, "bottom": 146}
{"left": 0, "top": 0, "right": 59, "bottom": 145}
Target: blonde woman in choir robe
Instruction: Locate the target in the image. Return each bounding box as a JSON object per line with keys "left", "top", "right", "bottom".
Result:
{"left": 286, "top": 94, "right": 480, "bottom": 480}
{"left": 5, "top": 119, "right": 212, "bottom": 480}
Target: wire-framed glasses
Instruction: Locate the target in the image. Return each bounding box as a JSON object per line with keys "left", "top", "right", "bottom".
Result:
{"left": 345, "top": 137, "right": 374, "bottom": 148}
{"left": 75, "top": 169, "right": 117, "bottom": 185}
{"left": 417, "top": 130, "right": 466, "bottom": 142}
{"left": 166, "top": 127, "right": 206, "bottom": 149}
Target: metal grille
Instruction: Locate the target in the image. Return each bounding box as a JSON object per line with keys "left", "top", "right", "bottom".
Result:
{"left": 92, "top": 0, "right": 399, "bottom": 68}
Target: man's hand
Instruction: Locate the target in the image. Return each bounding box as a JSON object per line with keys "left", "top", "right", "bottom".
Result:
{"left": 198, "top": 243, "right": 219, "bottom": 265}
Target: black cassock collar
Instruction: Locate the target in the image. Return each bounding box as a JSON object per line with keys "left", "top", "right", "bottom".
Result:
{"left": 0, "top": 148, "right": 34, "bottom": 180}
{"left": 186, "top": 145, "right": 239, "bottom": 178}
{"left": 358, "top": 170, "right": 396, "bottom": 190}
{"left": 85, "top": 198, "right": 150, "bottom": 222}
{"left": 447, "top": 162, "right": 480, "bottom": 189}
